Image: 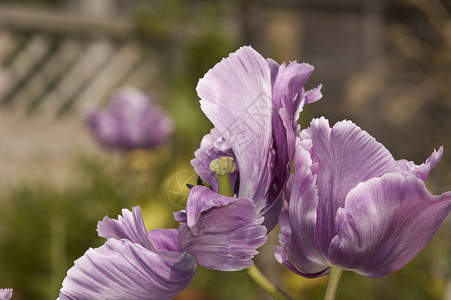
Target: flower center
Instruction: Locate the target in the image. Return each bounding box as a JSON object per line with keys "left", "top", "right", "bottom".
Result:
{"left": 209, "top": 156, "right": 236, "bottom": 175}
{"left": 210, "top": 156, "right": 236, "bottom": 197}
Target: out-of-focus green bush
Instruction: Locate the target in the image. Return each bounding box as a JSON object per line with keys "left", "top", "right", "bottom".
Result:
{"left": 0, "top": 155, "right": 159, "bottom": 299}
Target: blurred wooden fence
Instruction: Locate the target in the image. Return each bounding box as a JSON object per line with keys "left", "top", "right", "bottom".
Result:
{"left": 0, "top": 5, "right": 158, "bottom": 118}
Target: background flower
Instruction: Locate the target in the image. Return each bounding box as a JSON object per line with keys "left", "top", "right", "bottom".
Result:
{"left": 85, "top": 87, "right": 173, "bottom": 152}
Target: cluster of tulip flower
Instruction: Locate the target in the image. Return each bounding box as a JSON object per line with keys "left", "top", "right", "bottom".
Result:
{"left": 3, "top": 46, "right": 451, "bottom": 300}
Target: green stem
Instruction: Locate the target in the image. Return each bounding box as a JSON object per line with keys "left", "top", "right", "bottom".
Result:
{"left": 246, "top": 265, "right": 294, "bottom": 300}
{"left": 324, "top": 266, "right": 343, "bottom": 300}
{"left": 212, "top": 157, "right": 292, "bottom": 299}
{"left": 217, "top": 173, "right": 234, "bottom": 197}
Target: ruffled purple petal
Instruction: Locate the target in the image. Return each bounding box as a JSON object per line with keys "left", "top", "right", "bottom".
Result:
{"left": 305, "top": 117, "right": 398, "bottom": 256}
{"left": 329, "top": 173, "right": 451, "bottom": 277}
{"left": 147, "top": 229, "right": 182, "bottom": 252}
{"left": 397, "top": 146, "right": 443, "bottom": 181}
{"left": 177, "top": 185, "right": 267, "bottom": 271}
{"left": 258, "top": 190, "right": 284, "bottom": 233}
{"left": 274, "top": 207, "right": 330, "bottom": 278}
{"left": 0, "top": 289, "right": 12, "bottom": 300}
{"left": 274, "top": 138, "right": 329, "bottom": 277}
{"left": 197, "top": 46, "right": 273, "bottom": 210}
{"left": 305, "top": 84, "right": 323, "bottom": 104}
{"left": 97, "top": 206, "right": 154, "bottom": 251}
{"left": 59, "top": 238, "right": 196, "bottom": 300}
{"left": 97, "top": 207, "right": 185, "bottom": 262}
{"left": 262, "top": 60, "right": 320, "bottom": 230}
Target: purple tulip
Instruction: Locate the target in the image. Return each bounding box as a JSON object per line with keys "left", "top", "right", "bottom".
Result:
{"left": 85, "top": 87, "right": 173, "bottom": 152}
{"left": 0, "top": 289, "right": 12, "bottom": 300}
{"left": 275, "top": 117, "right": 451, "bottom": 278}
{"left": 178, "top": 46, "right": 322, "bottom": 271}
{"left": 59, "top": 206, "right": 196, "bottom": 300}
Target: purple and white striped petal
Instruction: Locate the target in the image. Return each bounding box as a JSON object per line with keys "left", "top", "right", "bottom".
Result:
{"left": 329, "top": 173, "right": 451, "bottom": 277}
{"left": 59, "top": 238, "right": 196, "bottom": 300}
{"left": 275, "top": 139, "right": 329, "bottom": 277}
{"left": 197, "top": 46, "right": 273, "bottom": 210}
{"left": 305, "top": 118, "right": 399, "bottom": 256}
{"left": 278, "top": 117, "right": 451, "bottom": 280}
{"left": 97, "top": 206, "right": 154, "bottom": 251}
{"left": 262, "top": 60, "right": 321, "bottom": 231}
{"left": 97, "top": 206, "right": 186, "bottom": 262}
{"left": 305, "top": 84, "right": 323, "bottom": 104}
{"left": 397, "top": 147, "right": 443, "bottom": 181}
{"left": 177, "top": 185, "right": 267, "bottom": 271}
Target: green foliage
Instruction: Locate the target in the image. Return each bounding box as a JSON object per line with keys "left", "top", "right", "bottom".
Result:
{"left": 0, "top": 155, "right": 162, "bottom": 299}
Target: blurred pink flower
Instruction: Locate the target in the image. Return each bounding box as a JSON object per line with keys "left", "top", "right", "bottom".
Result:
{"left": 85, "top": 87, "right": 173, "bottom": 151}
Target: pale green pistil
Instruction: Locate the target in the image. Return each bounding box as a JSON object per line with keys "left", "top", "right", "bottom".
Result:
{"left": 210, "top": 156, "right": 236, "bottom": 197}
{"left": 209, "top": 156, "right": 236, "bottom": 175}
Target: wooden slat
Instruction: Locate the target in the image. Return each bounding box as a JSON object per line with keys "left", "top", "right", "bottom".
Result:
{"left": 0, "top": 4, "right": 134, "bottom": 37}
{"left": 0, "top": 30, "right": 15, "bottom": 62}
{"left": 0, "top": 35, "right": 52, "bottom": 105}
{"left": 0, "top": 30, "right": 17, "bottom": 99}
{"left": 40, "top": 39, "right": 114, "bottom": 117}
{"left": 0, "top": 6, "right": 159, "bottom": 116}
{"left": 20, "top": 39, "right": 85, "bottom": 113}
{"left": 118, "top": 54, "right": 161, "bottom": 91}
{"left": 74, "top": 42, "right": 145, "bottom": 111}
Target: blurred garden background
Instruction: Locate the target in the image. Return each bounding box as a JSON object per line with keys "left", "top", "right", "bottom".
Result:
{"left": 0, "top": 0, "right": 450, "bottom": 299}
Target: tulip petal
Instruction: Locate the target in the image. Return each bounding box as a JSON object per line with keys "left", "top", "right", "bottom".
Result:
{"left": 262, "top": 60, "right": 320, "bottom": 231}
{"left": 97, "top": 206, "right": 154, "bottom": 251}
{"left": 197, "top": 46, "right": 273, "bottom": 209}
{"left": 0, "top": 289, "right": 12, "bottom": 300}
{"left": 97, "top": 206, "right": 186, "bottom": 263}
{"left": 306, "top": 118, "right": 398, "bottom": 255}
{"left": 330, "top": 173, "right": 451, "bottom": 277}
{"left": 146, "top": 229, "right": 182, "bottom": 252}
{"left": 59, "top": 238, "right": 196, "bottom": 300}
{"left": 275, "top": 139, "right": 329, "bottom": 277}
{"left": 397, "top": 146, "right": 443, "bottom": 181}
{"left": 274, "top": 206, "right": 330, "bottom": 278}
{"left": 305, "top": 84, "right": 323, "bottom": 104}
{"left": 177, "top": 186, "right": 267, "bottom": 271}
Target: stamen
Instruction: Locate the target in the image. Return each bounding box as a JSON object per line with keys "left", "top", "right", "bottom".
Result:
{"left": 209, "top": 156, "right": 236, "bottom": 197}
{"left": 209, "top": 156, "right": 236, "bottom": 175}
